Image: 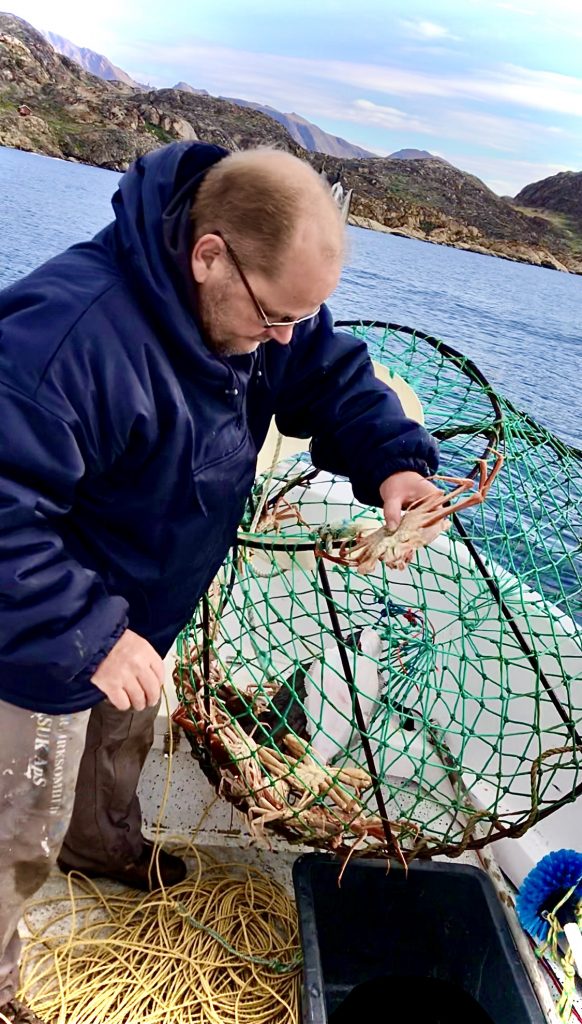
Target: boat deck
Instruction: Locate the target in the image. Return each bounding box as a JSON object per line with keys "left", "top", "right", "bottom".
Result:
{"left": 19, "top": 689, "right": 582, "bottom": 1023}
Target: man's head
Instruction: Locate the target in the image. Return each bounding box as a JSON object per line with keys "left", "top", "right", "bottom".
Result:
{"left": 190, "top": 148, "right": 345, "bottom": 357}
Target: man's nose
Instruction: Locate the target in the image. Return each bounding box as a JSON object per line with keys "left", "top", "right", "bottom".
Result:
{"left": 270, "top": 324, "right": 295, "bottom": 345}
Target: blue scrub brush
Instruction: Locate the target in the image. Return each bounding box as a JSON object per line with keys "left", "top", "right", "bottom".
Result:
{"left": 517, "top": 849, "right": 582, "bottom": 978}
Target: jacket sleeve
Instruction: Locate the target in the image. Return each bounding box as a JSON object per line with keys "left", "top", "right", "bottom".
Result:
{"left": 0, "top": 382, "right": 128, "bottom": 687}
{"left": 274, "top": 306, "right": 440, "bottom": 507}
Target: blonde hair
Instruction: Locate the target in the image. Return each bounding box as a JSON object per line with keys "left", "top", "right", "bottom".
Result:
{"left": 191, "top": 148, "right": 344, "bottom": 277}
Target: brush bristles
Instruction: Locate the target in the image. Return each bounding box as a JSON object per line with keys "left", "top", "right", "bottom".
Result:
{"left": 517, "top": 849, "right": 582, "bottom": 943}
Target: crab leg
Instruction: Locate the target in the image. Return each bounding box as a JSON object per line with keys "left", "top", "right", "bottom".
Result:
{"left": 412, "top": 451, "right": 505, "bottom": 529}
{"left": 425, "top": 452, "right": 504, "bottom": 524}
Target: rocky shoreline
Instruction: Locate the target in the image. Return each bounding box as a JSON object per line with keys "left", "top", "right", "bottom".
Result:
{"left": 348, "top": 215, "right": 573, "bottom": 273}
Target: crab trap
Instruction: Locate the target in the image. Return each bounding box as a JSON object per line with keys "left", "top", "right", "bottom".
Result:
{"left": 173, "top": 322, "right": 582, "bottom": 867}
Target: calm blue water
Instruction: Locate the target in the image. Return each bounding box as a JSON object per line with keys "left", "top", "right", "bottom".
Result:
{"left": 1, "top": 145, "right": 580, "bottom": 447}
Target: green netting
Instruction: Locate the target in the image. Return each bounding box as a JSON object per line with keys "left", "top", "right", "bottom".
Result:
{"left": 173, "top": 322, "right": 582, "bottom": 863}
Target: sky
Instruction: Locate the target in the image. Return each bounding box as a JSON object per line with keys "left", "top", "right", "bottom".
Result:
{"left": 4, "top": 0, "right": 582, "bottom": 194}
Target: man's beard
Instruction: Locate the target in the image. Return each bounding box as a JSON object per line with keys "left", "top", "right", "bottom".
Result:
{"left": 197, "top": 284, "right": 263, "bottom": 358}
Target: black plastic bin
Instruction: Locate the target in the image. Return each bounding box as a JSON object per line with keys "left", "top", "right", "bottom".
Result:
{"left": 293, "top": 854, "right": 545, "bottom": 1024}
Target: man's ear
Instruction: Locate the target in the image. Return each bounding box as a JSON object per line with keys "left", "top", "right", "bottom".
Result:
{"left": 191, "top": 233, "right": 223, "bottom": 284}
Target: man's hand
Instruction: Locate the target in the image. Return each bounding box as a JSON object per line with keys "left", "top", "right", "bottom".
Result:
{"left": 379, "top": 471, "right": 443, "bottom": 532}
{"left": 91, "top": 629, "right": 164, "bottom": 711}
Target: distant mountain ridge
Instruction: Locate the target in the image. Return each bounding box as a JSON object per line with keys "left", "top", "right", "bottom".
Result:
{"left": 218, "top": 95, "right": 374, "bottom": 159}
{"left": 389, "top": 148, "right": 437, "bottom": 160}
{"left": 173, "top": 81, "right": 209, "bottom": 97}
{"left": 40, "top": 29, "right": 141, "bottom": 88}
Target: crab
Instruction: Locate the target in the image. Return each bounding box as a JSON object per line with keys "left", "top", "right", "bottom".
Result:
{"left": 316, "top": 451, "right": 504, "bottom": 574}
{"left": 253, "top": 494, "right": 308, "bottom": 534}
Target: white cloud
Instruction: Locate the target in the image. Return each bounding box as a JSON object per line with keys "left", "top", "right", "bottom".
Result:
{"left": 325, "top": 55, "right": 575, "bottom": 120}
{"left": 495, "top": 0, "right": 582, "bottom": 12}
{"left": 120, "top": 42, "right": 322, "bottom": 111}
{"left": 441, "top": 110, "right": 570, "bottom": 151}
{"left": 8, "top": 0, "right": 139, "bottom": 53}
{"left": 311, "top": 58, "right": 582, "bottom": 119}
{"left": 119, "top": 40, "right": 582, "bottom": 122}
{"left": 399, "top": 18, "right": 460, "bottom": 41}
{"left": 349, "top": 100, "right": 435, "bottom": 135}
{"left": 445, "top": 153, "right": 572, "bottom": 195}
{"left": 473, "top": 64, "right": 582, "bottom": 118}
{"left": 336, "top": 101, "right": 569, "bottom": 158}
{"left": 496, "top": 3, "right": 536, "bottom": 14}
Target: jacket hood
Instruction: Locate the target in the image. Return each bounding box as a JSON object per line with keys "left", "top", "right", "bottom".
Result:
{"left": 109, "top": 141, "right": 230, "bottom": 378}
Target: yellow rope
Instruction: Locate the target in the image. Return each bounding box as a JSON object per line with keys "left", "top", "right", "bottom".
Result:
{"left": 17, "top": 688, "right": 302, "bottom": 1024}
{"left": 249, "top": 430, "right": 284, "bottom": 534}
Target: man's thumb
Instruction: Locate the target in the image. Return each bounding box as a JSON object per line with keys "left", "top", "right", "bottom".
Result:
{"left": 383, "top": 499, "right": 402, "bottom": 533}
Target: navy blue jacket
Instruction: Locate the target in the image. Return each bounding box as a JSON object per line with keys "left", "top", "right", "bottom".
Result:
{"left": 0, "top": 142, "right": 439, "bottom": 714}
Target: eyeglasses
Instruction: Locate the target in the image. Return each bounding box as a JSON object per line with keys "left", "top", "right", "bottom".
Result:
{"left": 213, "top": 230, "right": 320, "bottom": 329}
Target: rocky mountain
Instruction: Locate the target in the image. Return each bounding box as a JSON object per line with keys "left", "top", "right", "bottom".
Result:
{"left": 40, "top": 29, "right": 141, "bottom": 88}
{"left": 0, "top": 13, "right": 580, "bottom": 273}
{"left": 32, "top": 29, "right": 375, "bottom": 160}
{"left": 0, "top": 13, "right": 302, "bottom": 167}
{"left": 144, "top": 87, "right": 305, "bottom": 153}
{"left": 514, "top": 170, "right": 582, "bottom": 222}
{"left": 220, "top": 96, "right": 374, "bottom": 159}
{"left": 388, "top": 148, "right": 435, "bottom": 160}
{"left": 511, "top": 171, "right": 582, "bottom": 270}
{"left": 315, "top": 152, "right": 578, "bottom": 271}
{"left": 173, "top": 81, "right": 209, "bottom": 96}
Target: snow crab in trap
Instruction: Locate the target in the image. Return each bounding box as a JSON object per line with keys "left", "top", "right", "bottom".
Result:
{"left": 253, "top": 494, "right": 308, "bottom": 534}
{"left": 315, "top": 451, "right": 504, "bottom": 574}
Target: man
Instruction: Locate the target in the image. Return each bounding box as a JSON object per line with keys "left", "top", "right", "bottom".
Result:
{"left": 0, "top": 141, "right": 439, "bottom": 1022}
